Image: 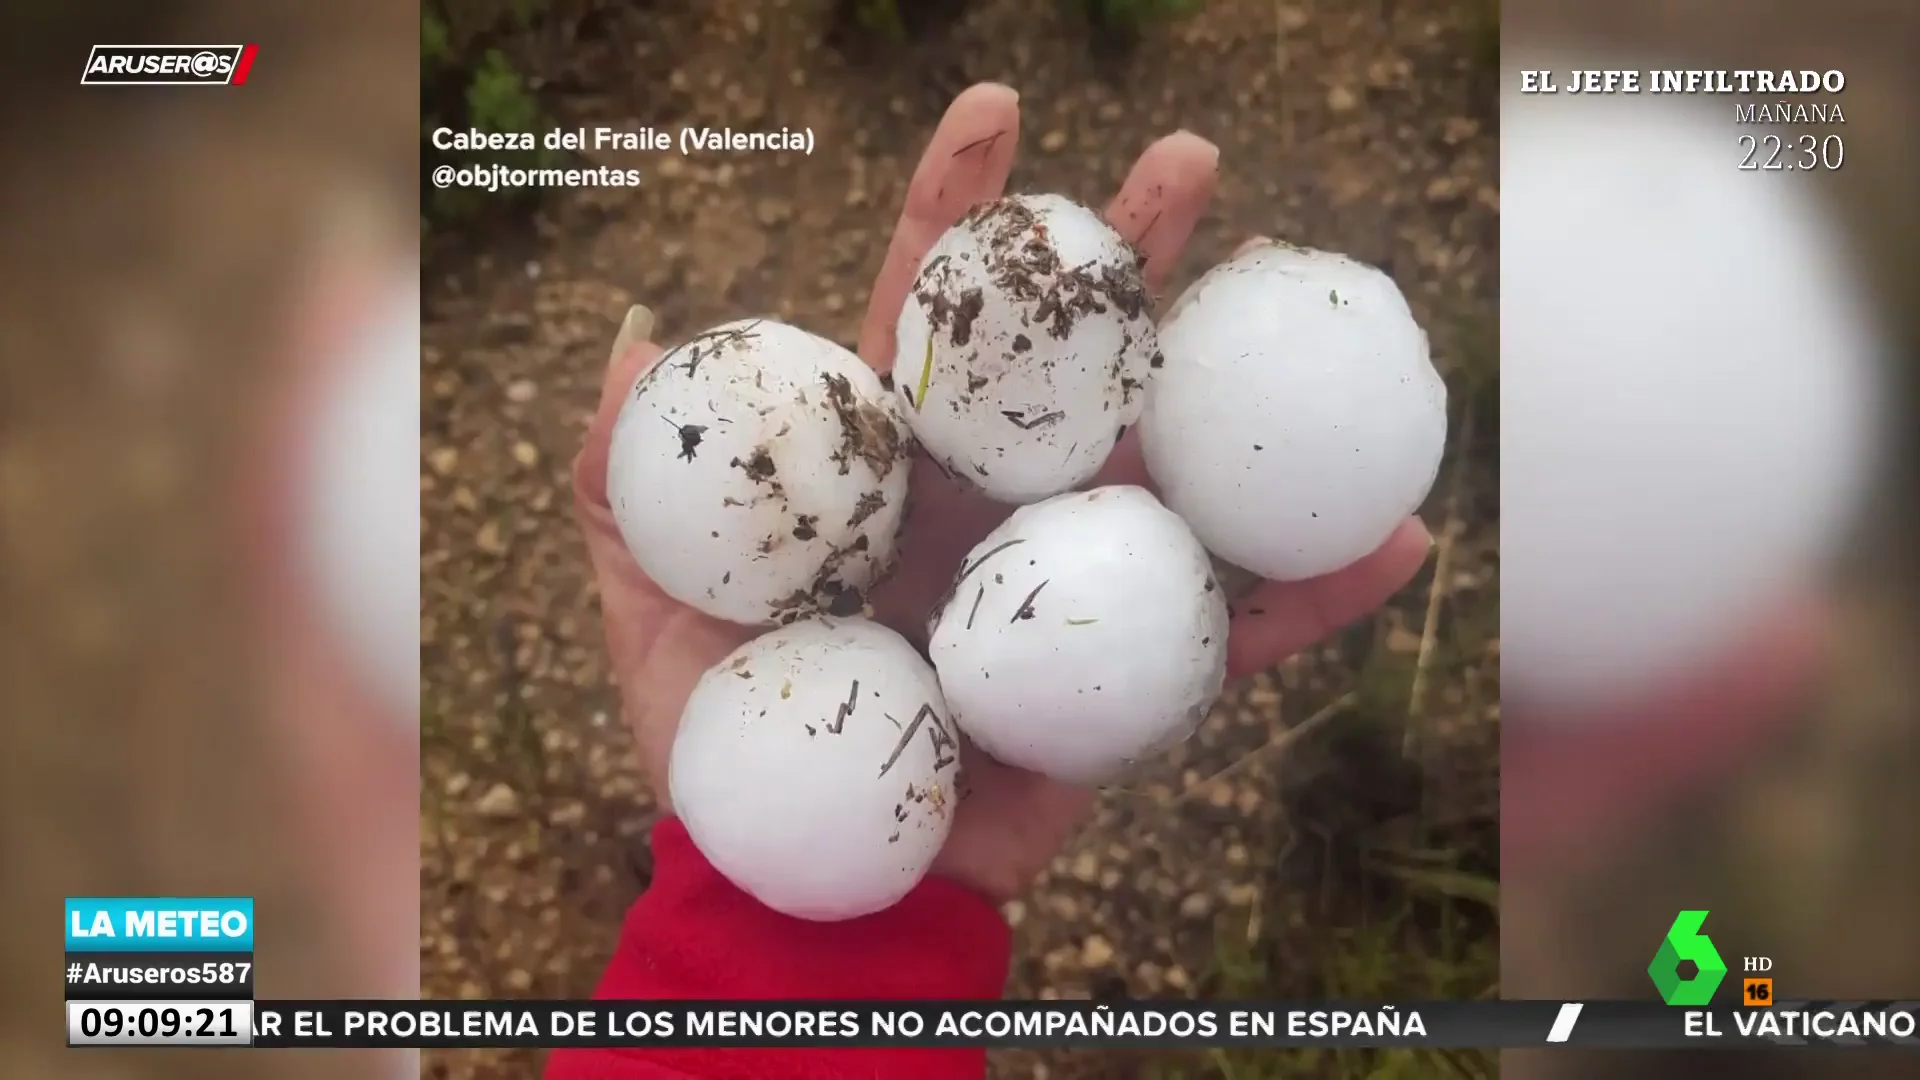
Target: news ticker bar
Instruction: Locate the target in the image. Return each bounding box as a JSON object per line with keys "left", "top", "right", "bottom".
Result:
{"left": 65, "top": 952, "right": 254, "bottom": 1000}
{"left": 64, "top": 999, "right": 1920, "bottom": 1049}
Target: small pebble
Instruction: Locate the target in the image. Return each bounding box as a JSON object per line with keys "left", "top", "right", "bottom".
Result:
{"left": 476, "top": 782, "right": 520, "bottom": 817}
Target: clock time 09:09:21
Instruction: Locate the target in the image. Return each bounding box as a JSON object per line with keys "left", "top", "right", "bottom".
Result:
{"left": 67, "top": 999, "right": 253, "bottom": 1047}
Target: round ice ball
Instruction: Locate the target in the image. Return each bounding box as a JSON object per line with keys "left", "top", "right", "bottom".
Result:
{"left": 1139, "top": 242, "right": 1448, "bottom": 582}
{"left": 893, "top": 194, "right": 1160, "bottom": 504}
{"left": 303, "top": 271, "right": 421, "bottom": 718}
{"left": 928, "top": 485, "right": 1228, "bottom": 785}
{"left": 1500, "top": 72, "right": 1881, "bottom": 708}
{"left": 670, "top": 617, "right": 962, "bottom": 920}
{"left": 606, "top": 318, "right": 912, "bottom": 626}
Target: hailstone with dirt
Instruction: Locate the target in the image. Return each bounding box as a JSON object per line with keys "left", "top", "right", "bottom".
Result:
{"left": 893, "top": 193, "right": 1160, "bottom": 504}
{"left": 927, "top": 485, "right": 1229, "bottom": 785}
{"left": 605, "top": 318, "right": 912, "bottom": 625}
{"left": 669, "top": 617, "right": 963, "bottom": 920}
{"left": 1139, "top": 242, "right": 1447, "bottom": 581}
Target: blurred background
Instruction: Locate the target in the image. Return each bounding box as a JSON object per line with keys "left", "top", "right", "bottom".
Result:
{"left": 1501, "top": 3, "right": 1917, "bottom": 1080}
{"left": 0, "top": 4, "right": 1911, "bottom": 1080}
{"left": 0, "top": 3, "right": 418, "bottom": 1080}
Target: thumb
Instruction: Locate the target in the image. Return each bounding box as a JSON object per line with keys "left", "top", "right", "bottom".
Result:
{"left": 570, "top": 304, "right": 754, "bottom": 793}
{"left": 574, "top": 304, "right": 660, "bottom": 516}
{"left": 605, "top": 303, "right": 659, "bottom": 396}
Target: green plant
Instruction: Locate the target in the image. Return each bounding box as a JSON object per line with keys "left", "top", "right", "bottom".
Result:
{"left": 1077, "top": 0, "right": 1203, "bottom": 33}
{"left": 420, "top": 2, "right": 564, "bottom": 230}
{"left": 852, "top": 0, "right": 907, "bottom": 40}
{"left": 422, "top": 10, "right": 453, "bottom": 68}
{"left": 465, "top": 48, "right": 544, "bottom": 134}
{"left": 1165, "top": 881, "right": 1496, "bottom": 1080}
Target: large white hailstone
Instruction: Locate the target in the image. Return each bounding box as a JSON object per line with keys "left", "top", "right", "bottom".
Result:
{"left": 303, "top": 271, "right": 420, "bottom": 719}
{"left": 1500, "top": 63, "right": 1881, "bottom": 709}
{"left": 606, "top": 318, "right": 912, "bottom": 626}
{"left": 1139, "top": 242, "right": 1449, "bottom": 581}
{"left": 927, "top": 486, "right": 1229, "bottom": 785}
{"left": 893, "top": 194, "right": 1160, "bottom": 504}
{"left": 669, "top": 618, "right": 963, "bottom": 920}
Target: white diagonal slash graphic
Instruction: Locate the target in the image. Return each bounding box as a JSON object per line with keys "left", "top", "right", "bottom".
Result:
{"left": 1545, "top": 1003, "right": 1584, "bottom": 1043}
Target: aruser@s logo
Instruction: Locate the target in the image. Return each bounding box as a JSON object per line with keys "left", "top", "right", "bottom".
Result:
{"left": 1648, "top": 910, "right": 1728, "bottom": 1006}
{"left": 80, "top": 45, "right": 260, "bottom": 86}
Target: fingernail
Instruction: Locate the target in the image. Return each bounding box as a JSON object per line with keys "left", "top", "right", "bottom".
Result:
{"left": 609, "top": 304, "right": 655, "bottom": 370}
{"left": 1172, "top": 129, "right": 1221, "bottom": 169}
{"left": 1232, "top": 236, "right": 1274, "bottom": 258}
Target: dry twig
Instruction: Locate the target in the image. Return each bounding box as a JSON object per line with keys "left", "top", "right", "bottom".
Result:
{"left": 1176, "top": 691, "right": 1358, "bottom": 807}
{"left": 1404, "top": 397, "right": 1476, "bottom": 759}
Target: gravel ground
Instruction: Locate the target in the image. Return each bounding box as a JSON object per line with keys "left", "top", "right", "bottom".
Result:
{"left": 2, "top": 4, "right": 1907, "bottom": 1080}
{"left": 420, "top": 2, "right": 1500, "bottom": 1077}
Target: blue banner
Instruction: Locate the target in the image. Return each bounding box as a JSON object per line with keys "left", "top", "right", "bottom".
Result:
{"left": 65, "top": 897, "right": 254, "bottom": 952}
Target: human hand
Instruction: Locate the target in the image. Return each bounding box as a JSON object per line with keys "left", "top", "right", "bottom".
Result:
{"left": 572, "top": 83, "right": 1435, "bottom": 907}
{"left": 1503, "top": 597, "right": 1831, "bottom": 868}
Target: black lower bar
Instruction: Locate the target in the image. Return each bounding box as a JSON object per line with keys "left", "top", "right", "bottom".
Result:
{"left": 245, "top": 999, "right": 1920, "bottom": 1049}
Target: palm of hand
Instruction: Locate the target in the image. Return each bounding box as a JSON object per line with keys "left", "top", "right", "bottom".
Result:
{"left": 571, "top": 85, "right": 1433, "bottom": 906}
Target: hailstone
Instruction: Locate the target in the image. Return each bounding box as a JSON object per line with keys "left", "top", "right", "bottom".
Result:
{"left": 1499, "top": 68, "right": 1880, "bottom": 708}
{"left": 927, "top": 485, "right": 1228, "bottom": 785}
{"left": 893, "top": 193, "right": 1160, "bottom": 504}
{"left": 606, "top": 318, "right": 912, "bottom": 626}
{"left": 669, "top": 617, "right": 963, "bottom": 921}
{"left": 1139, "top": 243, "right": 1447, "bottom": 581}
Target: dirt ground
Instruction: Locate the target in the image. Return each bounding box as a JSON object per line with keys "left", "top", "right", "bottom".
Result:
{"left": 419, "top": 1, "right": 1500, "bottom": 1077}
{"left": 2, "top": 3, "right": 1909, "bottom": 1080}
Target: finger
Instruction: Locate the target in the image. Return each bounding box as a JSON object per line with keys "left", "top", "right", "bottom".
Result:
{"left": 857, "top": 83, "right": 1021, "bottom": 370}
{"left": 1225, "top": 518, "right": 1435, "bottom": 679}
{"left": 1082, "top": 139, "right": 1221, "bottom": 490}
{"left": 582, "top": 548, "right": 752, "bottom": 793}
{"left": 564, "top": 307, "right": 753, "bottom": 795}
{"left": 965, "top": 756, "right": 1096, "bottom": 836}
{"left": 1102, "top": 130, "right": 1220, "bottom": 294}
{"left": 935, "top": 750, "right": 1095, "bottom": 902}
{"left": 1086, "top": 423, "right": 1152, "bottom": 489}
{"left": 569, "top": 307, "right": 754, "bottom": 792}
{"left": 574, "top": 307, "right": 664, "bottom": 516}
{"left": 1232, "top": 235, "right": 1272, "bottom": 259}
{"left": 603, "top": 303, "right": 657, "bottom": 397}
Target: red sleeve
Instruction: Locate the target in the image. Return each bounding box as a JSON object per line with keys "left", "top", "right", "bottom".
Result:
{"left": 543, "top": 817, "right": 1012, "bottom": 1080}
